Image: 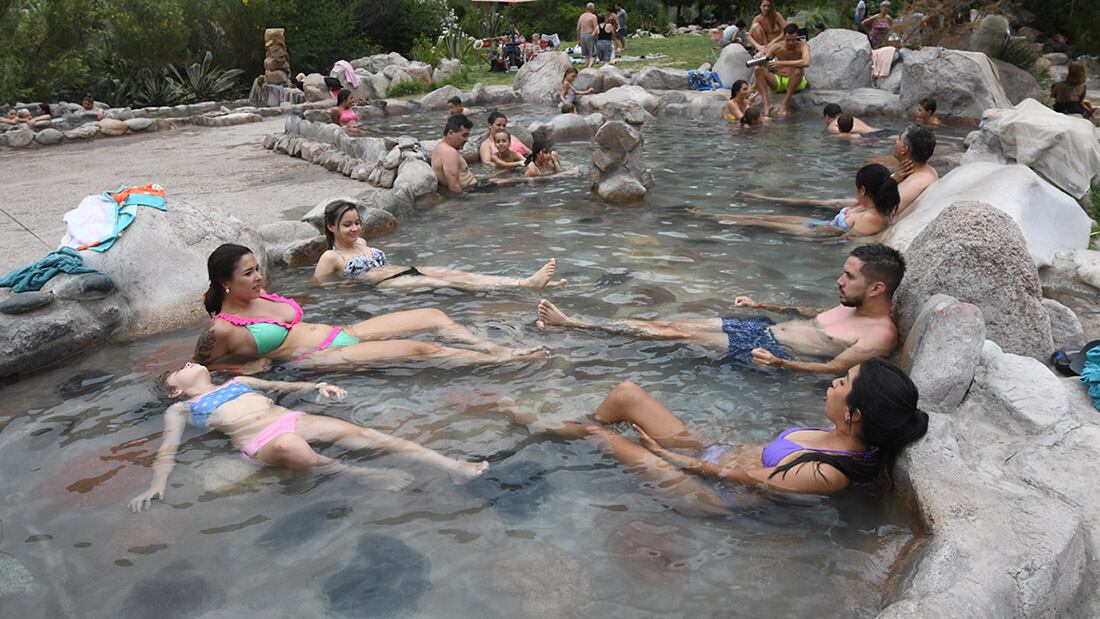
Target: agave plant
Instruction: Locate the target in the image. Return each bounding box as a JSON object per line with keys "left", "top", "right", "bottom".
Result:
{"left": 131, "top": 69, "right": 183, "bottom": 107}
{"left": 167, "top": 51, "right": 244, "bottom": 103}
{"left": 441, "top": 28, "right": 475, "bottom": 62}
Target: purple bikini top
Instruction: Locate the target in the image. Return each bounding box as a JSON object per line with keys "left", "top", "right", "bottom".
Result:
{"left": 761, "top": 427, "right": 875, "bottom": 468}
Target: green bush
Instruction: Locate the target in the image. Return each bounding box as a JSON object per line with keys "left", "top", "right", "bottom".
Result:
{"left": 167, "top": 51, "right": 245, "bottom": 102}
{"left": 386, "top": 79, "right": 429, "bottom": 98}
{"left": 410, "top": 35, "right": 446, "bottom": 67}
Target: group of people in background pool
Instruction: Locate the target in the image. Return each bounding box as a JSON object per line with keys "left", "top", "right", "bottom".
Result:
{"left": 130, "top": 11, "right": 950, "bottom": 516}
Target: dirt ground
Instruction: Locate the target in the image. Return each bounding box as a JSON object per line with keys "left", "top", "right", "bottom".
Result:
{"left": 0, "top": 117, "right": 357, "bottom": 273}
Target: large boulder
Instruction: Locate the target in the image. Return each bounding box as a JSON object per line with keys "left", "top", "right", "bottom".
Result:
{"left": 469, "top": 83, "right": 518, "bottom": 106}
{"left": 3, "top": 126, "right": 34, "bottom": 148}
{"left": 34, "top": 128, "right": 64, "bottom": 145}
{"left": 805, "top": 29, "right": 872, "bottom": 90}
{"left": 418, "top": 85, "right": 463, "bottom": 110}
{"left": 403, "top": 61, "right": 433, "bottom": 86}
{"left": 892, "top": 201, "right": 1054, "bottom": 360}
{"left": 589, "top": 121, "right": 653, "bottom": 203}
{"left": 631, "top": 67, "right": 690, "bottom": 91}
{"left": 512, "top": 52, "right": 573, "bottom": 104}
{"left": 963, "top": 99, "right": 1100, "bottom": 199}
{"left": 599, "top": 65, "right": 630, "bottom": 90}
{"left": 991, "top": 59, "right": 1044, "bottom": 105}
{"left": 351, "top": 52, "right": 408, "bottom": 74}
{"left": 882, "top": 162, "right": 1091, "bottom": 267}
{"left": 657, "top": 90, "right": 728, "bottom": 117}
{"left": 392, "top": 158, "right": 438, "bottom": 201}
{"left": 1039, "top": 249, "right": 1100, "bottom": 340}
{"left": 574, "top": 68, "right": 604, "bottom": 94}
{"left": 80, "top": 199, "right": 266, "bottom": 337}
{"left": 713, "top": 43, "right": 753, "bottom": 88}
{"left": 529, "top": 113, "right": 598, "bottom": 142}
{"left": 302, "top": 73, "right": 329, "bottom": 102}
{"left": 900, "top": 47, "right": 1012, "bottom": 118}
{"left": 798, "top": 88, "right": 904, "bottom": 116}
{"left": 579, "top": 85, "right": 659, "bottom": 115}
{"left": 98, "top": 118, "right": 129, "bottom": 137}
{"left": 432, "top": 58, "right": 462, "bottom": 84}
{"left": 898, "top": 294, "right": 986, "bottom": 414}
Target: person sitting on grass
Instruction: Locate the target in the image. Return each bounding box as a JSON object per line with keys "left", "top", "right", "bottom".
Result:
{"left": 752, "top": 23, "right": 811, "bottom": 117}
{"left": 129, "top": 362, "right": 491, "bottom": 511}
{"left": 487, "top": 359, "right": 927, "bottom": 514}
{"left": 488, "top": 129, "right": 526, "bottom": 172}
{"left": 914, "top": 97, "right": 942, "bottom": 127}
{"left": 693, "top": 163, "right": 899, "bottom": 239}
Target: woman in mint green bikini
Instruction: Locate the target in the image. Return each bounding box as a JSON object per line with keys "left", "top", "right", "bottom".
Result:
{"left": 193, "top": 244, "right": 547, "bottom": 373}
{"left": 491, "top": 359, "right": 926, "bottom": 515}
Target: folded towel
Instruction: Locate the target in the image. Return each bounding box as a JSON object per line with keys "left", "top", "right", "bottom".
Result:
{"left": 871, "top": 46, "right": 896, "bottom": 79}
{"left": 334, "top": 60, "right": 360, "bottom": 88}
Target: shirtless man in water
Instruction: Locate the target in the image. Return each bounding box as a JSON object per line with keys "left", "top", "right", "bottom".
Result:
{"left": 889, "top": 124, "right": 938, "bottom": 218}
{"left": 432, "top": 114, "right": 485, "bottom": 194}
{"left": 753, "top": 23, "right": 810, "bottom": 117}
{"left": 536, "top": 244, "right": 905, "bottom": 374}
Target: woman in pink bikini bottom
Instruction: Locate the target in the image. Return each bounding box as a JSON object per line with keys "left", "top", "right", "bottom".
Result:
{"left": 490, "top": 359, "right": 927, "bottom": 515}
{"left": 128, "top": 362, "right": 489, "bottom": 512}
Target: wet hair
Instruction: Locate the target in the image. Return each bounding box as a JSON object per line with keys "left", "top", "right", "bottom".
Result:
{"left": 823, "top": 103, "right": 842, "bottom": 119}
{"left": 38, "top": 103, "right": 50, "bottom": 116}
{"left": 740, "top": 107, "right": 762, "bottom": 127}
{"left": 855, "top": 163, "right": 900, "bottom": 217}
{"left": 730, "top": 80, "right": 748, "bottom": 99}
{"left": 783, "top": 23, "right": 799, "bottom": 35}
{"left": 770, "top": 359, "right": 928, "bottom": 488}
{"left": 487, "top": 110, "right": 506, "bottom": 125}
{"left": 152, "top": 369, "right": 180, "bottom": 402}
{"left": 563, "top": 67, "right": 579, "bottom": 81}
{"left": 444, "top": 113, "right": 472, "bottom": 136}
{"left": 901, "top": 124, "right": 936, "bottom": 164}
{"left": 447, "top": 96, "right": 463, "bottom": 107}
{"left": 837, "top": 113, "right": 855, "bottom": 133}
{"left": 917, "top": 97, "right": 937, "bottom": 115}
{"left": 203, "top": 243, "right": 254, "bottom": 315}
{"left": 323, "top": 200, "right": 360, "bottom": 248}
{"left": 525, "top": 134, "right": 555, "bottom": 165}
{"left": 337, "top": 89, "right": 351, "bottom": 106}
{"left": 850, "top": 243, "right": 906, "bottom": 297}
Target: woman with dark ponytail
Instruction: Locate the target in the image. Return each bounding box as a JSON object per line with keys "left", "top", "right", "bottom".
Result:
{"left": 691, "top": 163, "right": 900, "bottom": 239}
{"left": 493, "top": 359, "right": 927, "bottom": 514}
{"left": 194, "top": 244, "right": 549, "bottom": 373}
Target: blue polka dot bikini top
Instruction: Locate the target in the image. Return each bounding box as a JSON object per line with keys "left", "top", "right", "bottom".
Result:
{"left": 189, "top": 381, "right": 257, "bottom": 427}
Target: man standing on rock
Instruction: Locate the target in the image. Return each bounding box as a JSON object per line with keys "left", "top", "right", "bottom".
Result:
{"left": 577, "top": 3, "right": 599, "bottom": 69}
{"left": 536, "top": 244, "right": 905, "bottom": 374}
{"left": 890, "top": 124, "right": 938, "bottom": 217}
{"left": 752, "top": 23, "right": 810, "bottom": 117}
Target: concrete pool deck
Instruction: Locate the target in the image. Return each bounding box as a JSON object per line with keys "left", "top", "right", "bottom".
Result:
{"left": 0, "top": 117, "right": 350, "bottom": 273}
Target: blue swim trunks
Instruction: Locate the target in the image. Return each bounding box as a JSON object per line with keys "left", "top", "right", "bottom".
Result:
{"left": 720, "top": 316, "right": 788, "bottom": 363}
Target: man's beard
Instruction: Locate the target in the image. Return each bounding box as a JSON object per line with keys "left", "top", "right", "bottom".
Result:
{"left": 839, "top": 292, "right": 864, "bottom": 308}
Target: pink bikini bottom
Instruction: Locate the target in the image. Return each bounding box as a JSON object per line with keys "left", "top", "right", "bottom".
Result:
{"left": 240, "top": 411, "right": 306, "bottom": 463}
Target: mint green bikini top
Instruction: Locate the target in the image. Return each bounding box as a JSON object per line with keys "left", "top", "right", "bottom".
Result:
{"left": 213, "top": 293, "right": 303, "bottom": 355}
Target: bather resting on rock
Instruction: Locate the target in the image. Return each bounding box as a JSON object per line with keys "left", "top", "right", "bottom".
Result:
{"left": 752, "top": 23, "right": 810, "bottom": 117}
{"left": 194, "top": 244, "right": 548, "bottom": 374}
{"left": 129, "top": 362, "right": 489, "bottom": 511}
{"left": 311, "top": 200, "right": 566, "bottom": 290}
{"left": 886, "top": 124, "right": 938, "bottom": 218}
{"left": 697, "top": 163, "right": 899, "bottom": 238}
{"left": 486, "top": 359, "right": 927, "bottom": 514}
{"left": 536, "top": 244, "right": 904, "bottom": 374}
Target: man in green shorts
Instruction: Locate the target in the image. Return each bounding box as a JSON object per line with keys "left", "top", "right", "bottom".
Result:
{"left": 752, "top": 23, "right": 810, "bottom": 117}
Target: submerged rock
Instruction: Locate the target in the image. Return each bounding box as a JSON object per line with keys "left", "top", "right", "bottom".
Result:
{"left": 121, "top": 561, "right": 224, "bottom": 619}
{"left": 0, "top": 291, "right": 54, "bottom": 314}
{"left": 465, "top": 459, "right": 550, "bottom": 520}
{"left": 257, "top": 500, "right": 353, "bottom": 553}
{"left": 322, "top": 534, "right": 429, "bottom": 617}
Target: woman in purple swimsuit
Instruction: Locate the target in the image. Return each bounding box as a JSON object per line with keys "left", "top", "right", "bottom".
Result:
{"left": 495, "top": 359, "right": 926, "bottom": 514}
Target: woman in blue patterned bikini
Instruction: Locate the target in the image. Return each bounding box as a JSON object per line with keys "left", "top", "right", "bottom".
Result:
{"left": 193, "top": 244, "right": 549, "bottom": 373}
{"left": 494, "top": 359, "right": 927, "bottom": 515}
{"left": 129, "top": 362, "right": 488, "bottom": 511}
{"left": 311, "top": 201, "right": 566, "bottom": 291}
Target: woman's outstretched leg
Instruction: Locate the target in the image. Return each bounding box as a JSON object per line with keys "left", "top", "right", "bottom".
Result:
{"left": 304, "top": 339, "right": 550, "bottom": 370}
{"left": 254, "top": 431, "right": 412, "bottom": 490}
{"left": 380, "top": 259, "right": 567, "bottom": 292}
{"left": 347, "top": 308, "right": 506, "bottom": 352}
{"left": 296, "top": 415, "right": 488, "bottom": 484}
{"left": 589, "top": 381, "right": 711, "bottom": 450}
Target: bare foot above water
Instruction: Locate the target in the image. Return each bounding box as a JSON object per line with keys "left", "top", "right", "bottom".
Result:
{"left": 522, "top": 259, "right": 568, "bottom": 289}
{"left": 449, "top": 460, "right": 490, "bottom": 484}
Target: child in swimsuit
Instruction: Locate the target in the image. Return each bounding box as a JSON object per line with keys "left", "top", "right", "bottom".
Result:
{"left": 523, "top": 135, "right": 562, "bottom": 178}
{"left": 129, "top": 362, "right": 489, "bottom": 511}
{"left": 489, "top": 359, "right": 927, "bottom": 514}
{"left": 310, "top": 203, "right": 566, "bottom": 290}
{"left": 488, "top": 129, "right": 526, "bottom": 171}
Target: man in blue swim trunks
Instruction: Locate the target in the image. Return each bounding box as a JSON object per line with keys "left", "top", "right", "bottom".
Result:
{"left": 536, "top": 244, "right": 904, "bottom": 374}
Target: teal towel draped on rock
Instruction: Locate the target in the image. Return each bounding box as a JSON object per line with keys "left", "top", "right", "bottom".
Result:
{"left": 1081, "top": 348, "right": 1100, "bottom": 412}
{"left": 0, "top": 247, "right": 104, "bottom": 293}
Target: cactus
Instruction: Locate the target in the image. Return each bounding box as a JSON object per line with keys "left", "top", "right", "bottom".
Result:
{"left": 969, "top": 14, "right": 1010, "bottom": 57}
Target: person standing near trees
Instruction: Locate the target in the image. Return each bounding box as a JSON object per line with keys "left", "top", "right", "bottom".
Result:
{"left": 615, "top": 4, "right": 628, "bottom": 51}
{"left": 577, "top": 3, "right": 599, "bottom": 68}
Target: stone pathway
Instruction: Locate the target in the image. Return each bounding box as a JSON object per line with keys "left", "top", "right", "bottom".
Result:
{"left": 0, "top": 117, "right": 350, "bottom": 273}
